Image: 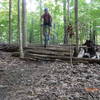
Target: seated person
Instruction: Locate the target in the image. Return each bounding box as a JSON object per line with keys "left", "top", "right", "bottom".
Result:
{"left": 77, "top": 40, "right": 96, "bottom": 58}
{"left": 83, "top": 40, "right": 96, "bottom": 58}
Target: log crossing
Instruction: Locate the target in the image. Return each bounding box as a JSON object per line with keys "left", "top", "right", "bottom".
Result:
{"left": 0, "top": 43, "right": 100, "bottom": 64}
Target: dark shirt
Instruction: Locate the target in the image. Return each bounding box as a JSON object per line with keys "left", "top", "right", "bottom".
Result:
{"left": 42, "top": 13, "right": 52, "bottom": 25}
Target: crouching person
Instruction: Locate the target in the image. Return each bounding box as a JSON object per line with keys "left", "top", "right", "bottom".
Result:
{"left": 77, "top": 40, "right": 97, "bottom": 59}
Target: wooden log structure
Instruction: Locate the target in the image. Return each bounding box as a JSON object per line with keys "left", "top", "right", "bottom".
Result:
{"left": 12, "top": 50, "right": 100, "bottom": 64}
{"left": 0, "top": 43, "right": 100, "bottom": 64}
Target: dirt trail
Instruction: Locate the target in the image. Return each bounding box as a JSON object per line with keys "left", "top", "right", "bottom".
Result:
{"left": 0, "top": 51, "right": 100, "bottom": 100}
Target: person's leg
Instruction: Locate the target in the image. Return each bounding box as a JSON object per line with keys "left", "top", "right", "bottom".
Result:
{"left": 47, "top": 26, "right": 51, "bottom": 40}
{"left": 48, "top": 26, "right": 51, "bottom": 35}
{"left": 43, "top": 25, "right": 46, "bottom": 36}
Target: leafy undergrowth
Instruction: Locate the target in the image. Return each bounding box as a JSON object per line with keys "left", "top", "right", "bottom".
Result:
{"left": 0, "top": 51, "right": 100, "bottom": 100}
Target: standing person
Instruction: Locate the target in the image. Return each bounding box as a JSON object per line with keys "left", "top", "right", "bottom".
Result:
{"left": 41, "top": 8, "right": 52, "bottom": 39}
{"left": 67, "top": 23, "right": 74, "bottom": 38}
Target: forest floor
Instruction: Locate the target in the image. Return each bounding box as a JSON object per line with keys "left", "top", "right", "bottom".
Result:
{"left": 0, "top": 51, "right": 100, "bottom": 100}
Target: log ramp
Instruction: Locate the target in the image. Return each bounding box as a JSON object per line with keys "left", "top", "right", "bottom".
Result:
{"left": 0, "top": 43, "right": 100, "bottom": 64}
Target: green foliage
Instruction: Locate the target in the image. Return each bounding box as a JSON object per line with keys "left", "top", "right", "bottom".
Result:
{"left": 0, "top": 0, "right": 100, "bottom": 44}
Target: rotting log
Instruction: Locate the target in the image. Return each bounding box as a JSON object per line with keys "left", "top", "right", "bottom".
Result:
{"left": 12, "top": 51, "right": 100, "bottom": 64}
{"left": 25, "top": 49, "right": 71, "bottom": 56}
{"left": 25, "top": 46, "right": 73, "bottom": 53}
{"left": 25, "top": 53, "right": 100, "bottom": 64}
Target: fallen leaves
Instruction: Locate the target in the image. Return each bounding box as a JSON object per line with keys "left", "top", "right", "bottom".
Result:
{"left": 0, "top": 51, "right": 100, "bottom": 99}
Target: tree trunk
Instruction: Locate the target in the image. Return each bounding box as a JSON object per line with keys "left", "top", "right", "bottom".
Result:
{"left": 22, "top": 0, "right": 27, "bottom": 47}
{"left": 63, "top": 0, "right": 68, "bottom": 44}
{"left": 89, "top": 22, "right": 92, "bottom": 40}
{"left": 9, "top": 0, "right": 12, "bottom": 44}
{"left": 18, "top": 0, "right": 24, "bottom": 58}
{"left": 67, "top": 0, "right": 70, "bottom": 23}
{"left": 29, "top": 18, "right": 34, "bottom": 44}
{"left": 53, "top": 23, "right": 56, "bottom": 44}
{"left": 74, "top": 0, "right": 79, "bottom": 54}
{"left": 93, "top": 22, "right": 96, "bottom": 44}
{"left": 40, "top": 0, "right": 43, "bottom": 45}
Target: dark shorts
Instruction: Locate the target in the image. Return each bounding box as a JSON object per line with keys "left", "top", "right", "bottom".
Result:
{"left": 43, "top": 23, "right": 52, "bottom": 27}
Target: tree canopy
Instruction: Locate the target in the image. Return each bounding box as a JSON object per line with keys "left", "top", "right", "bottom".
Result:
{"left": 0, "top": 0, "right": 100, "bottom": 44}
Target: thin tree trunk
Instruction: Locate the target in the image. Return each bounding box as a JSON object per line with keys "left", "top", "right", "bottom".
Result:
{"left": 18, "top": 0, "right": 24, "bottom": 58}
{"left": 66, "top": 0, "right": 70, "bottom": 45}
{"left": 93, "top": 22, "right": 96, "bottom": 44}
{"left": 74, "top": 0, "right": 79, "bottom": 53}
{"left": 22, "top": 0, "right": 27, "bottom": 47}
{"left": 89, "top": 22, "right": 92, "bottom": 40}
{"left": 67, "top": 0, "right": 70, "bottom": 23}
{"left": 17, "top": 0, "right": 20, "bottom": 45}
{"left": 29, "top": 18, "right": 34, "bottom": 43}
{"left": 56, "top": 23, "right": 59, "bottom": 44}
{"left": 40, "top": 0, "right": 43, "bottom": 45}
{"left": 53, "top": 23, "right": 56, "bottom": 44}
{"left": 63, "top": 0, "right": 68, "bottom": 44}
{"left": 9, "top": 0, "right": 12, "bottom": 44}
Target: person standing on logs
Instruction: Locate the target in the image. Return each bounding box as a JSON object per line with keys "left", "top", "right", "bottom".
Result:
{"left": 41, "top": 8, "right": 52, "bottom": 40}
{"left": 67, "top": 23, "right": 74, "bottom": 38}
